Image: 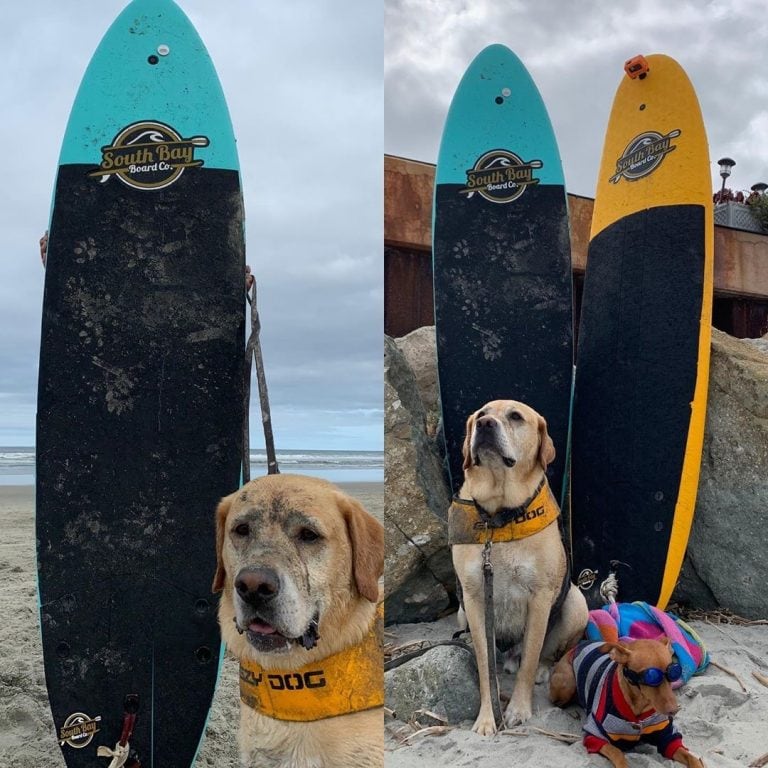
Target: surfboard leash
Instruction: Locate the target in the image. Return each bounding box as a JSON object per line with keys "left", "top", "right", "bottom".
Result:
{"left": 96, "top": 694, "right": 141, "bottom": 768}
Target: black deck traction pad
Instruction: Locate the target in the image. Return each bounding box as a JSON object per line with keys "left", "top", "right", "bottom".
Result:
{"left": 37, "top": 164, "right": 244, "bottom": 767}
{"left": 433, "top": 182, "right": 574, "bottom": 498}
{"left": 571, "top": 204, "right": 705, "bottom": 607}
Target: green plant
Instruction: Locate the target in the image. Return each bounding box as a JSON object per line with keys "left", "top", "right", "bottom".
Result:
{"left": 746, "top": 194, "right": 768, "bottom": 231}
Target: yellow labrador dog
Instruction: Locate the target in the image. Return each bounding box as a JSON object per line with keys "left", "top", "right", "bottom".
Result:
{"left": 213, "top": 474, "right": 384, "bottom": 768}
{"left": 451, "top": 400, "right": 588, "bottom": 735}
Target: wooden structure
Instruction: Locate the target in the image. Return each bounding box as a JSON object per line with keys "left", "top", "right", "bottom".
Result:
{"left": 385, "top": 154, "right": 768, "bottom": 339}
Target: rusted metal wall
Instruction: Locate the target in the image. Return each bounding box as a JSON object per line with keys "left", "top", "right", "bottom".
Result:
{"left": 385, "top": 154, "right": 768, "bottom": 339}
{"left": 384, "top": 246, "right": 434, "bottom": 339}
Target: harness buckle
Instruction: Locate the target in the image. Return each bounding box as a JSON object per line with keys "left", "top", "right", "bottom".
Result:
{"left": 481, "top": 524, "right": 492, "bottom": 572}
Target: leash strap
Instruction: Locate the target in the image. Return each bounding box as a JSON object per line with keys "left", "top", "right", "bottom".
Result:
{"left": 482, "top": 531, "right": 504, "bottom": 728}
{"left": 97, "top": 695, "right": 140, "bottom": 768}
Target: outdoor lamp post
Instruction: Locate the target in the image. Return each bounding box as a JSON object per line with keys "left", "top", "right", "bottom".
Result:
{"left": 751, "top": 182, "right": 768, "bottom": 194}
{"left": 717, "top": 157, "right": 735, "bottom": 200}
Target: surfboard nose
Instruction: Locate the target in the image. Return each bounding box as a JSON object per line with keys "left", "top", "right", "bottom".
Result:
{"left": 235, "top": 567, "right": 281, "bottom": 605}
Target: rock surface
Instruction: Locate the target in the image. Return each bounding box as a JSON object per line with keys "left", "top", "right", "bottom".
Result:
{"left": 674, "top": 328, "right": 768, "bottom": 618}
{"left": 384, "top": 335, "right": 454, "bottom": 624}
{"left": 394, "top": 326, "right": 440, "bottom": 436}
{"left": 386, "top": 324, "right": 768, "bottom": 619}
{"left": 385, "top": 644, "right": 479, "bottom": 724}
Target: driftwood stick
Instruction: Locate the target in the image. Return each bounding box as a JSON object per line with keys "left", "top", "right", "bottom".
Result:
{"left": 399, "top": 725, "right": 452, "bottom": 744}
{"left": 503, "top": 726, "right": 581, "bottom": 744}
{"left": 710, "top": 659, "right": 747, "bottom": 692}
{"left": 243, "top": 279, "right": 278, "bottom": 479}
{"left": 243, "top": 304, "right": 253, "bottom": 483}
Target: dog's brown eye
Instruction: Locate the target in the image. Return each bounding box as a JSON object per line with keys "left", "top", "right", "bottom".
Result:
{"left": 298, "top": 527, "right": 320, "bottom": 543}
{"left": 477, "top": 410, "right": 486, "bottom": 418}
{"left": 508, "top": 411, "right": 523, "bottom": 421}
{"left": 233, "top": 522, "right": 250, "bottom": 537}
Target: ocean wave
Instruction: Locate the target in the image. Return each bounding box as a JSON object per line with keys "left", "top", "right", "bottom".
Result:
{"left": 0, "top": 449, "right": 383, "bottom": 472}
{"left": 249, "top": 453, "right": 382, "bottom": 468}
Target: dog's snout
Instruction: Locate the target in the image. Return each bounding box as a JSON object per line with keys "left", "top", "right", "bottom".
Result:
{"left": 475, "top": 415, "right": 497, "bottom": 431}
{"left": 235, "top": 567, "right": 280, "bottom": 604}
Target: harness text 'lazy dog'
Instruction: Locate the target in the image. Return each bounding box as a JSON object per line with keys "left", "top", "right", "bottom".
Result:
{"left": 239, "top": 603, "right": 384, "bottom": 721}
{"left": 448, "top": 477, "right": 560, "bottom": 544}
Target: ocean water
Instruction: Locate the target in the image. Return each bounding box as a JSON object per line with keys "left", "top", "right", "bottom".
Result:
{"left": 0, "top": 447, "right": 383, "bottom": 486}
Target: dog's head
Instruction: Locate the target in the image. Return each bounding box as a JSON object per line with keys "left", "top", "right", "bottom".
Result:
{"left": 603, "top": 638, "right": 681, "bottom": 717}
{"left": 212, "top": 474, "right": 383, "bottom": 658}
{"left": 462, "top": 399, "right": 555, "bottom": 479}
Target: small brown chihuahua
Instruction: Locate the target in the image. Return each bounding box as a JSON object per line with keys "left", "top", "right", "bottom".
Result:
{"left": 549, "top": 638, "right": 704, "bottom": 768}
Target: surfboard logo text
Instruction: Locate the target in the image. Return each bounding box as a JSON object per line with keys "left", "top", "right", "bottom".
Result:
{"left": 89, "top": 121, "right": 209, "bottom": 190}
{"left": 462, "top": 150, "right": 542, "bottom": 203}
{"left": 610, "top": 129, "right": 681, "bottom": 184}
{"left": 59, "top": 712, "right": 101, "bottom": 749}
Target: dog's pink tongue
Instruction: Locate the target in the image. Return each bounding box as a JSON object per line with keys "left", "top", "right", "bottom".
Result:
{"left": 249, "top": 620, "right": 277, "bottom": 635}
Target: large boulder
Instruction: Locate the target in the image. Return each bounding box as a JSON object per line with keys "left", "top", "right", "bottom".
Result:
{"left": 674, "top": 328, "right": 768, "bottom": 618}
{"left": 384, "top": 335, "right": 454, "bottom": 624}
{"left": 387, "top": 325, "right": 768, "bottom": 620}
{"left": 394, "top": 326, "right": 440, "bottom": 437}
{"left": 385, "top": 645, "right": 479, "bottom": 724}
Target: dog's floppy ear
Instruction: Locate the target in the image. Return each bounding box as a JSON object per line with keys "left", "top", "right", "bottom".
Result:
{"left": 212, "top": 491, "right": 236, "bottom": 593}
{"left": 462, "top": 412, "right": 477, "bottom": 471}
{"left": 537, "top": 414, "right": 556, "bottom": 469}
{"left": 337, "top": 493, "right": 384, "bottom": 603}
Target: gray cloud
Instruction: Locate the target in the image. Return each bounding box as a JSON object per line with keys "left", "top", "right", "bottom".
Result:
{"left": 1, "top": 0, "right": 382, "bottom": 449}
{"left": 386, "top": 0, "right": 768, "bottom": 196}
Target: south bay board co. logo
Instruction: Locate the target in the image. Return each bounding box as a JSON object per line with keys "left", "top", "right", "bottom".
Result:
{"left": 89, "top": 121, "right": 209, "bottom": 190}
{"left": 59, "top": 712, "right": 101, "bottom": 749}
{"left": 461, "top": 150, "right": 543, "bottom": 203}
{"left": 610, "top": 129, "right": 681, "bottom": 184}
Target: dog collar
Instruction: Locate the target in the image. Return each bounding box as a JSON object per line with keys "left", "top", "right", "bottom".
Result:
{"left": 449, "top": 478, "right": 559, "bottom": 544}
{"left": 239, "top": 602, "right": 384, "bottom": 722}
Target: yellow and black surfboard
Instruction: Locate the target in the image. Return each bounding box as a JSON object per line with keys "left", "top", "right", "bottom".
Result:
{"left": 571, "top": 54, "right": 713, "bottom": 610}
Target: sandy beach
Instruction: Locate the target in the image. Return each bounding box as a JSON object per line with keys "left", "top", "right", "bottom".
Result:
{"left": 0, "top": 481, "right": 383, "bottom": 768}
{"left": 385, "top": 615, "right": 768, "bottom": 768}
{"left": 6, "top": 480, "right": 768, "bottom": 768}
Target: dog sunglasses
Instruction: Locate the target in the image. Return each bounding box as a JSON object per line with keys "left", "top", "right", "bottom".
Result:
{"left": 623, "top": 663, "right": 683, "bottom": 687}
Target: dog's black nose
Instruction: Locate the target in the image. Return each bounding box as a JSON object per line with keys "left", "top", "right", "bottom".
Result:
{"left": 476, "top": 415, "right": 497, "bottom": 431}
{"left": 235, "top": 567, "right": 280, "bottom": 605}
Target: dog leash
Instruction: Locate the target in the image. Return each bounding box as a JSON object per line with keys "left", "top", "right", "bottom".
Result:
{"left": 481, "top": 529, "right": 504, "bottom": 729}
{"left": 96, "top": 695, "right": 141, "bottom": 768}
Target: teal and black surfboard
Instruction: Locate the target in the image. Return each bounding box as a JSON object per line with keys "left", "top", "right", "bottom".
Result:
{"left": 433, "top": 44, "right": 573, "bottom": 498}
{"left": 570, "top": 55, "right": 712, "bottom": 610}
{"left": 36, "top": 1, "right": 244, "bottom": 765}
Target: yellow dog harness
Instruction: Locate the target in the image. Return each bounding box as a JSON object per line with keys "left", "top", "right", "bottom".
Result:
{"left": 448, "top": 478, "right": 560, "bottom": 544}
{"left": 239, "top": 603, "right": 384, "bottom": 721}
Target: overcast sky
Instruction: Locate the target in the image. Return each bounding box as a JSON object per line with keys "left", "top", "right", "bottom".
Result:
{"left": 1, "top": 0, "right": 382, "bottom": 450}
{"left": 386, "top": 0, "right": 768, "bottom": 198}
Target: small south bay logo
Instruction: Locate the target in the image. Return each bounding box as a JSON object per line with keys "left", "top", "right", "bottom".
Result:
{"left": 610, "top": 129, "right": 681, "bottom": 184}
{"left": 59, "top": 712, "right": 101, "bottom": 749}
{"left": 461, "top": 150, "right": 543, "bottom": 203}
{"left": 89, "top": 121, "right": 209, "bottom": 190}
